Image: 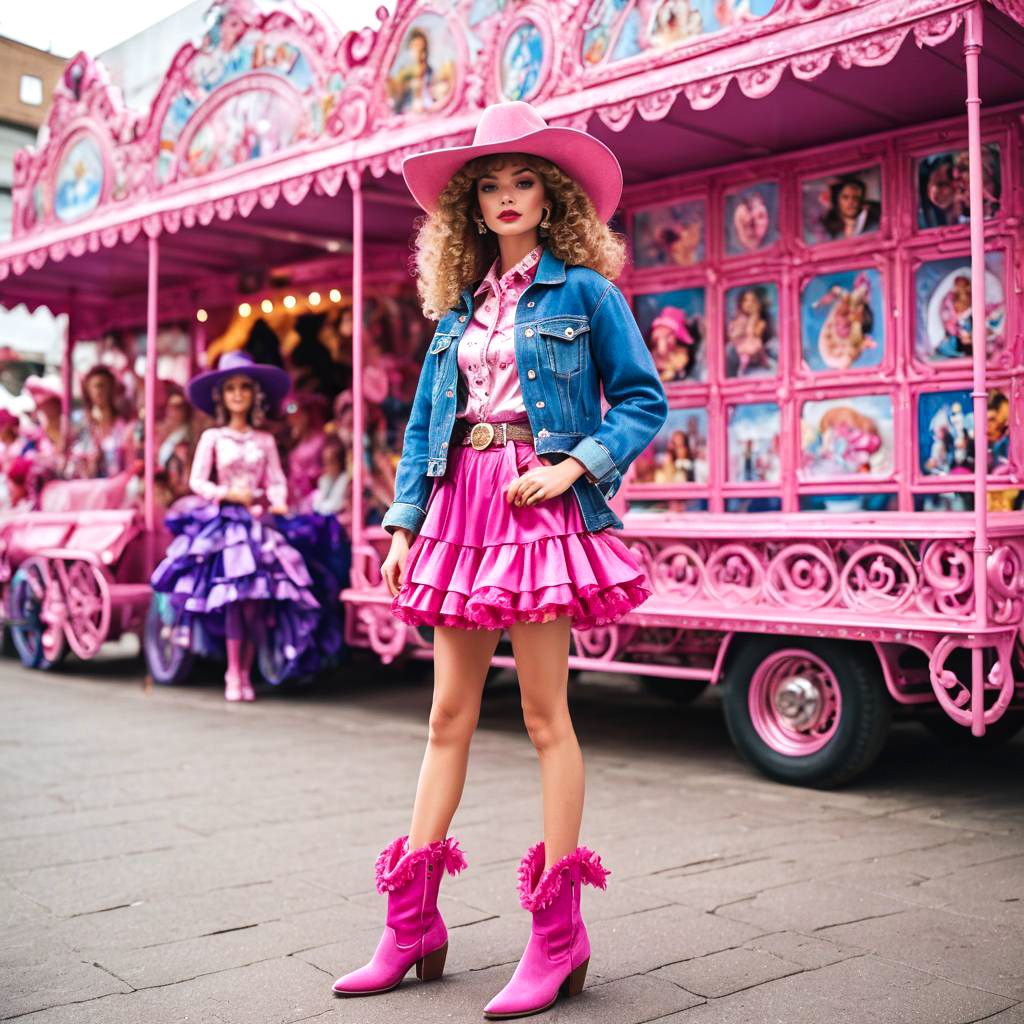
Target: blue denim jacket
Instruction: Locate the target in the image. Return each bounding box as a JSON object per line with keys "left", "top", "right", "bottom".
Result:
{"left": 381, "top": 247, "right": 669, "bottom": 536}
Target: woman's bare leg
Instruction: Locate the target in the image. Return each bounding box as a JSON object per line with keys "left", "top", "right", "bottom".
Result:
{"left": 407, "top": 623, "right": 502, "bottom": 850}
{"left": 506, "top": 616, "right": 582, "bottom": 871}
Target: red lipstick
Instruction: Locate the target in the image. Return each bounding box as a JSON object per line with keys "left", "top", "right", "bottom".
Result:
{"left": 498, "top": 210, "right": 521, "bottom": 221}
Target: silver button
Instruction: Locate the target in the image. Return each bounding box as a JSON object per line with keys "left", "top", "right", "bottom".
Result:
{"left": 459, "top": 315, "right": 466, "bottom": 322}
{"left": 535, "top": 400, "right": 544, "bottom": 408}
{"left": 441, "top": 441, "right": 448, "bottom": 447}
{"left": 527, "top": 370, "right": 536, "bottom": 379}
{"left": 565, "top": 327, "right": 574, "bottom": 337}
{"left": 525, "top": 328, "right": 534, "bottom": 337}
{"left": 527, "top": 301, "right": 535, "bottom": 307}
{"left": 446, "top": 389, "right": 453, "bottom": 397}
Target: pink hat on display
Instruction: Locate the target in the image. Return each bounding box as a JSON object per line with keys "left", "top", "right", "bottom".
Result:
{"left": 402, "top": 101, "right": 623, "bottom": 222}
{"left": 650, "top": 307, "right": 694, "bottom": 345}
{"left": 24, "top": 375, "right": 63, "bottom": 408}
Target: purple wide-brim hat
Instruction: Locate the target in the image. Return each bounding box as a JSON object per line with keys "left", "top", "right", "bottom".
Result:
{"left": 187, "top": 350, "right": 291, "bottom": 416}
{"left": 402, "top": 101, "right": 623, "bottom": 223}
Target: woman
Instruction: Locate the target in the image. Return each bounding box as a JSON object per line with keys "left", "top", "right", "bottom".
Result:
{"left": 332, "top": 101, "right": 668, "bottom": 1018}
{"left": 149, "top": 351, "right": 319, "bottom": 701}
{"left": 66, "top": 365, "right": 134, "bottom": 480}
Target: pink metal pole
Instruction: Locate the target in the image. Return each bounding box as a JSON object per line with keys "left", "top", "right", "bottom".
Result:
{"left": 145, "top": 235, "right": 159, "bottom": 537}
{"left": 350, "top": 170, "right": 364, "bottom": 551}
{"left": 963, "top": 4, "right": 988, "bottom": 735}
{"left": 190, "top": 320, "right": 205, "bottom": 376}
{"left": 61, "top": 294, "right": 75, "bottom": 464}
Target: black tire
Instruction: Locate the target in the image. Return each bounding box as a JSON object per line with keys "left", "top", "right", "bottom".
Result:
{"left": 642, "top": 677, "right": 709, "bottom": 706}
{"left": 920, "top": 710, "right": 1024, "bottom": 747}
{"left": 722, "top": 636, "right": 890, "bottom": 788}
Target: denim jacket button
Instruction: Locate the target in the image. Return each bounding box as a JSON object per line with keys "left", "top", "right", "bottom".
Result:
{"left": 459, "top": 315, "right": 466, "bottom": 322}
{"left": 527, "top": 301, "right": 535, "bottom": 307}
{"left": 446, "top": 389, "right": 453, "bottom": 397}
{"left": 527, "top": 370, "right": 536, "bottom": 379}
{"left": 565, "top": 327, "right": 574, "bottom": 337}
{"left": 441, "top": 441, "right": 448, "bottom": 448}
{"left": 535, "top": 400, "right": 544, "bottom": 408}
{"left": 524, "top": 328, "right": 534, "bottom": 337}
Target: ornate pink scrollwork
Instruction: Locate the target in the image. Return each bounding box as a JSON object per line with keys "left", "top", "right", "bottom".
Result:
{"left": 928, "top": 635, "right": 1016, "bottom": 728}
{"left": 736, "top": 62, "right": 786, "bottom": 100}
{"left": 913, "top": 12, "right": 961, "bottom": 47}
{"left": 705, "top": 544, "right": 765, "bottom": 605}
{"left": 357, "top": 603, "right": 407, "bottom": 664}
{"left": 650, "top": 543, "right": 705, "bottom": 603}
{"left": 766, "top": 543, "right": 838, "bottom": 609}
{"left": 571, "top": 625, "right": 624, "bottom": 661}
{"left": 315, "top": 166, "right": 346, "bottom": 197}
{"left": 918, "top": 539, "right": 975, "bottom": 619}
{"left": 282, "top": 174, "right": 313, "bottom": 205}
{"left": 988, "top": 542, "right": 1024, "bottom": 625}
{"left": 840, "top": 543, "right": 917, "bottom": 613}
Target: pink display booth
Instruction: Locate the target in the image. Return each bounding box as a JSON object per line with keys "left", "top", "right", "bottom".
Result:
{"left": 1, "top": 0, "right": 1022, "bottom": 784}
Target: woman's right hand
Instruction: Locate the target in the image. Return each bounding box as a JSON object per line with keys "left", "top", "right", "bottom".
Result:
{"left": 225, "top": 488, "right": 253, "bottom": 506}
{"left": 382, "top": 528, "right": 413, "bottom": 596}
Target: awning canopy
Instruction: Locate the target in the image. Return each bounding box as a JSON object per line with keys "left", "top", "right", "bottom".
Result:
{"left": 1, "top": 0, "right": 1021, "bottom": 332}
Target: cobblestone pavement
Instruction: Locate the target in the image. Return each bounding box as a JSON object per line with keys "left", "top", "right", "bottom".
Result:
{"left": 1, "top": 649, "right": 1023, "bottom": 1024}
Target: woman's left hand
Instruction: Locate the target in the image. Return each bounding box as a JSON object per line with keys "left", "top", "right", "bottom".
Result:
{"left": 506, "top": 458, "right": 580, "bottom": 508}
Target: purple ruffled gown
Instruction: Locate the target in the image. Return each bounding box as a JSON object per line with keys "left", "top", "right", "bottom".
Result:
{"left": 150, "top": 426, "right": 320, "bottom": 669}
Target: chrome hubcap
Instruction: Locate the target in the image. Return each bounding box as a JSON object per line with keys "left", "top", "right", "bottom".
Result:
{"left": 773, "top": 674, "right": 822, "bottom": 730}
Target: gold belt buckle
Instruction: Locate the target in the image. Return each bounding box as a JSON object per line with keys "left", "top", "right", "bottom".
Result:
{"left": 469, "top": 422, "right": 495, "bottom": 450}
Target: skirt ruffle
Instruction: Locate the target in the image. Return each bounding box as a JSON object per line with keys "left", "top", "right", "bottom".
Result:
{"left": 391, "top": 435, "right": 650, "bottom": 631}
{"left": 151, "top": 498, "right": 321, "bottom": 673}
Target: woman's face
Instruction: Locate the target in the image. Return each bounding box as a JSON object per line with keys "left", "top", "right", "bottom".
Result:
{"left": 837, "top": 183, "right": 865, "bottom": 218}
{"left": 38, "top": 397, "right": 61, "bottom": 426}
{"left": 476, "top": 159, "right": 547, "bottom": 240}
{"left": 86, "top": 372, "right": 112, "bottom": 410}
{"left": 166, "top": 396, "right": 188, "bottom": 427}
{"left": 739, "top": 290, "right": 760, "bottom": 316}
{"left": 222, "top": 374, "right": 255, "bottom": 417}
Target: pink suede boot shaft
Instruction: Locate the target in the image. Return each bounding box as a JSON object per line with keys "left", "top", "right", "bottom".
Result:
{"left": 483, "top": 841, "right": 609, "bottom": 1020}
{"left": 332, "top": 834, "right": 467, "bottom": 996}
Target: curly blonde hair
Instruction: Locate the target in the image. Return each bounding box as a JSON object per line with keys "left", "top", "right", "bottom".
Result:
{"left": 411, "top": 152, "right": 626, "bottom": 320}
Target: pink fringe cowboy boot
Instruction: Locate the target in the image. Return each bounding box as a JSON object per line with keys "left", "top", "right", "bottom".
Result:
{"left": 483, "top": 841, "right": 610, "bottom": 1020}
{"left": 332, "top": 834, "right": 467, "bottom": 996}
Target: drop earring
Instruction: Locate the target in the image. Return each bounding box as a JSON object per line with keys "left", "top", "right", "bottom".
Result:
{"left": 540, "top": 206, "right": 551, "bottom": 232}
{"left": 474, "top": 214, "right": 487, "bottom": 235}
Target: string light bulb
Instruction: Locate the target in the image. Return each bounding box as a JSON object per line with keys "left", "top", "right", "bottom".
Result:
{"left": 238, "top": 302, "right": 252, "bottom": 317}
{"left": 196, "top": 308, "right": 208, "bottom": 323}
{"left": 260, "top": 298, "right": 273, "bottom": 313}
{"left": 283, "top": 294, "right": 296, "bottom": 309}
{"left": 329, "top": 288, "right": 342, "bottom": 303}
{"left": 308, "top": 291, "right": 321, "bottom": 306}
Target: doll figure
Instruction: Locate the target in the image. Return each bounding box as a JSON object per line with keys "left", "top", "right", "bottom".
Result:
{"left": 725, "top": 287, "right": 775, "bottom": 377}
{"left": 332, "top": 101, "right": 669, "bottom": 1018}
{"left": 937, "top": 275, "right": 973, "bottom": 358}
{"left": 648, "top": 306, "right": 698, "bottom": 382}
{"left": 812, "top": 273, "right": 876, "bottom": 371}
{"left": 810, "top": 405, "right": 882, "bottom": 475}
{"left": 949, "top": 401, "right": 974, "bottom": 473}
{"left": 284, "top": 391, "right": 328, "bottom": 514}
{"left": 820, "top": 176, "right": 881, "bottom": 241}
{"left": 731, "top": 190, "right": 771, "bottom": 252}
{"left": 66, "top": 365, "right": 135, "bottom": 480}
{"left": 987, "top": 391, "right": 1010, "bottom": 473}
{"left": 150, "top": 351, "right": 319, "bottom": 702}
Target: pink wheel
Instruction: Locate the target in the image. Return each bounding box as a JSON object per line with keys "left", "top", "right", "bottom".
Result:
{"left": 747, "top": 650, "right": 840, "bottom": 756}
{"left": 61, "top": 560, "right": 111, "bottom": 661}
{"left": 723, "top": 637, "right": 890, "bottom": 788}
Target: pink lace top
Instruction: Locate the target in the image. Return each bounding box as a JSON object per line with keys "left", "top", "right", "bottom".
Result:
{"left": 287, "top": 430, "right": 326, "bottom": 513}
{"left": 189, "top": 426, "right": 288, "bottom": 509}
{"left": 456, "top": 244, "right": 542, "bottom": 423}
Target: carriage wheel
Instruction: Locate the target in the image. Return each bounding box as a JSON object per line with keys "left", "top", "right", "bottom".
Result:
{"left": 723, "top": 637, "right": 890, "bottom": 788}
{"left": 9, "top": 558, "right": 67, "bottom": 670}
{"left": 256, "top": 635, "right": 297, "bottom": 686}
{"left": 143, "top": 593, "right": 195, "bottom": 685}
{"left": 62, "top": 561, "right": 111, "bottom": 661}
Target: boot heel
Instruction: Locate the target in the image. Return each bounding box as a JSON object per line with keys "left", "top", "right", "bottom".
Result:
{"left": 562, "top": 957, "right": 589, "bottom": 997}
{"left": 415, "top": 940, "right": 448, "bottom": 981}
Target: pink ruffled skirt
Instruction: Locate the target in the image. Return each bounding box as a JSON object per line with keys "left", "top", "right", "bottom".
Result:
{"left": 391, "top": 432, "right": 651, "bottom": 630}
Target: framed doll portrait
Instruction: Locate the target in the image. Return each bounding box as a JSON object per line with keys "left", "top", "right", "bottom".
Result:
{"left": 801, "top": 166, "right": 882, "bottom": 245}
{"left": 800, "top": 394, "right": 894, "bottom": 479}
{"left": 723, "top": 282, "right": 779, "bottom": 379}
{"left": 916, "top": 143, "right": 1001, "bottom": 228}
{"left": 917, "top": 387, "right": 1011, "bottom": 478}
{"left": 723, "top": 181, "right": 779, "bottom": 256}
{"left": 800, "top": 267, "right": 885, "bottom": 374}
{"left": 632, "top": 198, "right": 706, "bottom": 268}
{"left": 727, "top": 402, "right": 781, "bottom": 483}
{"left": 913, "top": 252, "right": 1006, "bottom": 364}
{"left": 631, "top": 408, "right": 709, "bottom": 485}
{"left": 634, "top": 287, "right": 706, "bottom": 383}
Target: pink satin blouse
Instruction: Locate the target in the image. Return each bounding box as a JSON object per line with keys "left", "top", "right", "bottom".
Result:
{"left": 189, "top": 426, "right": 288, "bottom": 509}
{"left": 456, "top": 244, "right": 542, "bottom": 424}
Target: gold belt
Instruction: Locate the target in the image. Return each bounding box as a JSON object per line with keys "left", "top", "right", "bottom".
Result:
{"left": 453, "top": 419, "right": 534, "bottom": 450}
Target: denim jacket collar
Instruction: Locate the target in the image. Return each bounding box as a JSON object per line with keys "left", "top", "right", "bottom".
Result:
{"left": 458, "top": 246, "right": 567, "bottom": 314}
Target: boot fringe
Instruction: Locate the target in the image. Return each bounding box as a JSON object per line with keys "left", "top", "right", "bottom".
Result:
{"left": 517, "top": 841, "right": 611, "bottom": 911}
{"left": 375, "top": 835, "right": 468, "bottom": 894}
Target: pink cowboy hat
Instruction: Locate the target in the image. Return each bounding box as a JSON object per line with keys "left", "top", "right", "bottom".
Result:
{"left": 23, "top": 374, "right": 63, "bottom": 408}
{"left": 402, "top": 101, "right": 623, "bottom": 222}
{"left": 650, "top": 307, "right": 694, "bottom": 345}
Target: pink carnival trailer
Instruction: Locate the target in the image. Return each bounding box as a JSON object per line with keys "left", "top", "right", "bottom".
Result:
{"left": 0, "top": 0, "right": 1022, "bottom": 786}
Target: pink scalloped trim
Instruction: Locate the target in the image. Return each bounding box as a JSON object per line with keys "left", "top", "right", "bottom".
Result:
{"left": 374, "top": 834, "right": 468, "bottom": 894}
{"left": 516, "top": 840, "right": 610, "bottom": 912}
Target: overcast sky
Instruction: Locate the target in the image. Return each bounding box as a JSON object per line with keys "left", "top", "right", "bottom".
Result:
{"left": 0, "top": 0, "right": 390, "bottom": 57}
